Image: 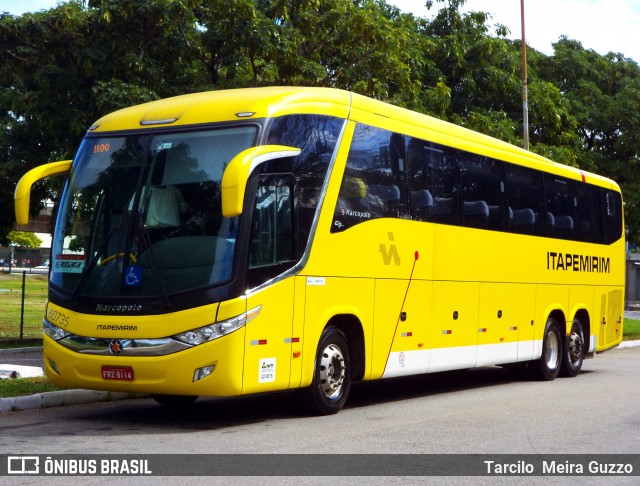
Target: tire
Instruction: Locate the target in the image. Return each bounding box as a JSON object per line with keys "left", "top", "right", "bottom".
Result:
{"left": 152, "top": 394, "right": 198, "bottom": 408}
{"left": 560, "top": 319, "right": 585, "bottom": 377}
{"left": 301, "top": 326, "right": 351, "bottom": 415}
{"left": 531, "top": 318, "right": 562, "bottom": 381}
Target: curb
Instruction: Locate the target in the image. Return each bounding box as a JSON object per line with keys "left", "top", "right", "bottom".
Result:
{"left": 0, "top": 347, "right": 148, "bottom": 412}
{"left": 615, "top": 340, "right": 640, "bottom": 349}
{"left": 0, "top": 346, "right": 43, "bottom": 355}
{"left": 0, "top": 389, "right": 148, "bottom": 413}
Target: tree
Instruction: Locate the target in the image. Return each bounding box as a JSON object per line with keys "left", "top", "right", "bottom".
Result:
{"left": 1, "top": 0, "right": 639, "bottom": 244}
{"left": 0, "top": 0, "right": 203, "bottom": 244}
{"left": 7, "top": 230, "right": 42, "bottom": 248}
{"left": 538, "top": 38, "right": 640, "bottom": 243}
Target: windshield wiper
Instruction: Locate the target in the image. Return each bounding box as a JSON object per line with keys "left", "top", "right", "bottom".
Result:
{"left": 138, "top": 224, "right": 171, "bottom": 306}
{"left": 70, "top": 225, "right": 120, "bottom": 305}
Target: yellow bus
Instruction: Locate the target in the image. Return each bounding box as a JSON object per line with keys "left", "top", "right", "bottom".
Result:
{"left": 15, "top": 87, "right": 624, "bottom": 414}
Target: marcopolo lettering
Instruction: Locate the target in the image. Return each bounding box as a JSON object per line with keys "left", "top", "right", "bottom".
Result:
{"left": 340, "top": 208, "right": 371, "bottom": 219}
{"left": 546, "top": 252, "right": 610, "bottom": 273}
{"left": 96, "top": 304, "right": 143, "bottom": 313}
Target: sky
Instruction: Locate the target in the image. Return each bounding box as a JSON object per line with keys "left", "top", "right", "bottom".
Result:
{"left": 389, "top": 0, "right": 640, "bottom": 62}
{"left": 1, "top": 0, "right": 639, "bottom": 62}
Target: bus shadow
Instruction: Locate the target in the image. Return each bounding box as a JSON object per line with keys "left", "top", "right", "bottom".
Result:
{"left": 347, "top": 366, "right": 515, "bottom": 408}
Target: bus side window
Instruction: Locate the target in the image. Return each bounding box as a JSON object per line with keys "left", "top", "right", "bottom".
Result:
{"left": 603, "top": 190, "right": 623, "bottom": 244}
{"left": 332, "top": 124, "right": 408, "bottom": 232}
{"left": 505, "top": 164, "right": 545, "bottom": 236}
{"left": 266, "top": 114, "right": 344, "bottom": 256}
{"left": 407, "top": 140, "right": 434, "bottom": 221}
{"left": 407, "top": 140, "right": 461, "bottom": 225}
{"left": 577, "top": 183, "right": 604, "bottom": 243}
{"left": 544, "top": 175, "right": 578, "bottom": 240}
{"left": 248, "top": 174, "right": 296, "bottom": 278}
{"left": 428, "top": 146, "right": 461, "bottom": 225}
{"left": 459, "top": 154, "right": 506, "bottom": 230}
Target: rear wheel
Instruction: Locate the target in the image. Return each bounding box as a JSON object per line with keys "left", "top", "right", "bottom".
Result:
{"left": 531, "top": 318, "right": 562, "bottom": 381}
{"left": 560, "top": 319, "right": 585, "bottom": 377}
{"left": 302, "top": 326, "right": 351, "bottom": 415}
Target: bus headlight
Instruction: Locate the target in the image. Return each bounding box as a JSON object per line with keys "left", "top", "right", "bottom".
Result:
{"left": 173, "top": 305, "right": 261, "bottom": 346}
{"left": 43, "top": 319, "right": 71, "bottom": 341}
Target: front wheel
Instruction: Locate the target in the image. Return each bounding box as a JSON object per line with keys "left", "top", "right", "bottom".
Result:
{"left": 531, "top": 318, "right": 562, "bottom": 381}
{"left": 301, "top": 326, "right": 351, "bottom": 415}
{"left": 560, "top": 319, "right": 585, "bottom": 377}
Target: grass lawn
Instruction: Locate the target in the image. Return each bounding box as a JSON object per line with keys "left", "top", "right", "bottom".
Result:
{"left": 624, "top": 318, "right": 640, "bottom": 340}
{"left": 0, "top": 376, "right": 66, "bottom": 398}
{"left": 0, "top": 272, "right": 48, "bottom": 339}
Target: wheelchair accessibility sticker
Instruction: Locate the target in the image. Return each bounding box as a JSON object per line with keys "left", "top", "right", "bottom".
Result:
{"left": 124, "top": 265, "right": 142, "bottom": 287}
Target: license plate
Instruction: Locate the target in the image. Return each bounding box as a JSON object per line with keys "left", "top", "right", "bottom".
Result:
{"left": 101, "top": 365, "right": 134, "bottom": 381}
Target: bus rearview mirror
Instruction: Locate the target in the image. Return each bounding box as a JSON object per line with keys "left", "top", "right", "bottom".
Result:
{"left": 14, "top": 160, "right": 72, "bottom": 225}
{"left": 221, "top": 145, "right": 301, "bottom": 217}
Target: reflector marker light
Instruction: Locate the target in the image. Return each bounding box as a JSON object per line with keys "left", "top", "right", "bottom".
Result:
{"left": 250, "top": 339, "right": 268, "bottom": 346}
{"left": 401, "top": 332, "right": 413, "bottom": 337}
{"left": 284, "top": 337, "right": 300, "bottom": 343}
{"left": 442, "top": 330, "right": 452, "bottom": 335}
{"left": 140, "top": 118, "right": 178, "bottom": 126}
{"left": 510, "top": 326, "right": 518, "bottom": 331}
{"left": 579, "top": 170, "right": 586, "bottom": 183}
{"left": 478, "top": 328, "right": 487, "bottom": 333}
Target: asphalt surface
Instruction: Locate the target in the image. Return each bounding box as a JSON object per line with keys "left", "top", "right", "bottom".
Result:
{"left": 2, "top": 310, "right": 640, "bottom": 413}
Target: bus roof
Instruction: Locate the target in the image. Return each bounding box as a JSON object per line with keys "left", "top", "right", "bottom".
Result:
{"left": 90, "top": 86, "right": 352, "bottom": 132}
{"left": 89, "top": 86, "right": 619, "bottom": 192}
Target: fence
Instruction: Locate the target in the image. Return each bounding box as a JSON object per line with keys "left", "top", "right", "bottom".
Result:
{"left": 0, "top": 247, "right": 48, "bottom": 271}
{"left": 0, "top": 270, "right": 48, "bottom": 340}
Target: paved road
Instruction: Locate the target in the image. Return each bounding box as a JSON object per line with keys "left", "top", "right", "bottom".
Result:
{"left": 0, "top": 348, "right": 43, "bottom": 369}
{"left": 2, "top": 347, "right": 639, "bottom": 484}
{"left": 2, "top": 348, "right": 638, "bottom": 453}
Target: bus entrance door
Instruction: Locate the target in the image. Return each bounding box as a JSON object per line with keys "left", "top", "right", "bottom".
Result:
{"left": 242, "top": 277, "right": 295, "bottom": 394}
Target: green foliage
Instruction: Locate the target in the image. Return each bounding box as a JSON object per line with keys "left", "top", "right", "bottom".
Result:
{"left": 7, "top": 231, "right": 42, "bottom": 248}
{"left": 1, "top": 0, "right": 640, "bottom": 244}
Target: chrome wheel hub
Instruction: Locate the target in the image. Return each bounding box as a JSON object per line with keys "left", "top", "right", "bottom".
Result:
{"left": 319, "top": 343, "right": 346, "bottom": 399}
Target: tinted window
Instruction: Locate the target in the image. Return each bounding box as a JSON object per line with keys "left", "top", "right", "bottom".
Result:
{"left": 329, "top": 122, "right": 622, "bottom": 245}
{"left": 249, "top": 175, "right": 295, "bottom": 268}
{"left": 332, "top": 125, "right": 408, "bottom": 232}
{"left": 544, "top": 175, "right": 578, "bottom": 240}
{"left": 407, "top": 139, "right": 461, "bottom": 225}
{"left": 266, "top": 115, "right": 344, "bottom": 253}
{"left": 603, "top": 190, "right": 623, "bottom": 244}
{"left": 505, "top": 164, "right": 545, "bottom": 236}
{"left": 577, "top": 184, "right": 604, "bottom": 243}
{"left": 460, "top": 154, "right": 506, "bottom": 230}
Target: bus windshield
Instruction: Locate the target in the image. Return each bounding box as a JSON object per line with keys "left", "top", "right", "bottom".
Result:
{"left": 50, "top": 126, "right": 257, "bottom": 299}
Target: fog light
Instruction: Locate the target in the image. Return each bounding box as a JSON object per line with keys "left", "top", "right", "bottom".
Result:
{"left": 193, "top": 365, "right": 215, "bottom": 382}
{"left": 49, "top": 359, "right": 60, "bottom": 375}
